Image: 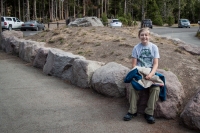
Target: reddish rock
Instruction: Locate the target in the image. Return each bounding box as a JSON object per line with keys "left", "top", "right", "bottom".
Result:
{"left": 180, "top": 88, "right": 200, "bottom": 130}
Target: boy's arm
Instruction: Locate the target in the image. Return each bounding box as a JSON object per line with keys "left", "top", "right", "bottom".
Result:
{"left": 145, "top": 58, "right": 158, "bottom": 80}
{"left": 132, "top": 58, "right": 137, "bottom": 68}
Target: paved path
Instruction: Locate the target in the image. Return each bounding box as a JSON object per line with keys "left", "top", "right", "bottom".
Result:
{"left": 151, "top": 27, "right": 199, "bottom": 46}
{"left": 0, "top": 51, "right": 197, "bottom": 133}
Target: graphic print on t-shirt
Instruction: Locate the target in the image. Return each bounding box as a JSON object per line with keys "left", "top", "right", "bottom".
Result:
{"left": 138, "top": 48, "right": 152, "bottom": 67}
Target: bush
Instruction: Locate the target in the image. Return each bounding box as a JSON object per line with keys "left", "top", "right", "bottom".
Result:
{"left": 118, "top": 13, "right": 133, "bottom": 26}
{"left": 167, "top": 16, "right": 175, "bottom": 26}
{"left": 101, "top": 13, "right": 108, "bottom": 26}
{"left": 196, "top": 31, "right": 200, "bottom": 38}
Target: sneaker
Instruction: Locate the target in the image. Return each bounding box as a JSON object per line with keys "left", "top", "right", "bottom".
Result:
{"left": 123, "top": 112, "right": 137, "bottom": 121}
{"left": 144, "top": 113, "right": 155, "bottom": 124}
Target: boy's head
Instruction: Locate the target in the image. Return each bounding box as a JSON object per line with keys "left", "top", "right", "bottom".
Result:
{"left": 138, "top": 28, "right": 150, "bottom": 45}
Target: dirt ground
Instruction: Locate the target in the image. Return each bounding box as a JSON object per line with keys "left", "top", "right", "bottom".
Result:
{"left": 25, "top": 26, "right": 200, "bottom": 106}
{"left": 23, "top": 25, "right": 200, "bottom": 132}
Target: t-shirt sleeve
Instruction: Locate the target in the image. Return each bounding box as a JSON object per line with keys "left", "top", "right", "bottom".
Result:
{"left": 132, "top": 47, "right": 137, "bottom": 58}
{"left": 154, "top": 45, "right": 160, "bottom": 58}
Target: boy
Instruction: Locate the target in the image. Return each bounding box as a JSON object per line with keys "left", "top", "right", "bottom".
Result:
{"left": 123, "top": 28, "right": 160, "bottom": 124}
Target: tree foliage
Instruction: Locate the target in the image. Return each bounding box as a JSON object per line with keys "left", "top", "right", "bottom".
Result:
{"left": 0, "top": 0, "right": 199, "bottom": 25}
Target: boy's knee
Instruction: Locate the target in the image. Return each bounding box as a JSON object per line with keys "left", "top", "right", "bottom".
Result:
{"left": 150, "top": 86, "right": 160, "bottom": 92}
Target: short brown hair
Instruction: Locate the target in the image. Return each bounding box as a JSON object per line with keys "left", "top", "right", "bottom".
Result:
{"left": 138, "top": 28, "right": 150, "bottom": 37}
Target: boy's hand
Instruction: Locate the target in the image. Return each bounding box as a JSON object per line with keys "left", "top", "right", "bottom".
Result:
{"left": 145, "top": 73, "right": 153, "bottom": 80}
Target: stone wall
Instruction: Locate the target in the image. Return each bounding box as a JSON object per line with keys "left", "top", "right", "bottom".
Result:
{"left": 0, "top": 30, "right": 190, "bottom": 121}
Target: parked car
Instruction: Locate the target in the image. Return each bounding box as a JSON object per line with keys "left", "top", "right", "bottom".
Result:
{"left": 178, "top": 19, "right": 190, "bottom": 28}
{"left": 141, "top": 19, "right": 153, "bottom": 29}
{"left": 110, "top": 19, "right": 122, "bottom": 27}
{"left": 21, "top": 20, "right": 45, "bottom": 31}
{"left": 1, "top": 16, "right": 24, "bottom": 31}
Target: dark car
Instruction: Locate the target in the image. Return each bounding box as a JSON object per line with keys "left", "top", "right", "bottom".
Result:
{"left": 21, "top": 20, "right": 45, "bottom": 31}
{"left": 141, "top": 19, "right": 153, "bottom": 29}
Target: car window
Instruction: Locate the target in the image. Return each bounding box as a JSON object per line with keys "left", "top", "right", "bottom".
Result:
{"left": 6, "top": 18, "right": 12, "bottom": 21}
{"left": 113, "top": 20, "right": 119, "bottom": 22}
{"left": 181, "top": 20, "right": 188, "bottom": 22}
{"left": 13, "top": 18, "right": 16, "bottom": 22}
{"left": 1, "top": 17, "right": 4, "bottom": 22}
{"left": 16, "top": 18, "right": 21, "bottom": 22}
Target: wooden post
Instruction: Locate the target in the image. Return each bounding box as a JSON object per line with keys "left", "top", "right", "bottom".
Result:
{"left": 48, "top": 22, "right": 50, "bottom": 28}
{"left": 57, "top": 22, "right": 59, "bottom": 28}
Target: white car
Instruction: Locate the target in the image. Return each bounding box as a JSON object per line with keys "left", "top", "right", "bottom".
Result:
{"left": 110, "top": 19, "right": 122, "bottom": 27}
{"left": 1, "top": 16, "right": 24, "bottom": 31}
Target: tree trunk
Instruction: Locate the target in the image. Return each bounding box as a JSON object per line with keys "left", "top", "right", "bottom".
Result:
{"left": 65, "top": 0, "right": 69, "bottom": 19}
{"left": 101, "top": 0, "right": 103, "bottom": 15}
{"left": 97, "top": 0, "right": 100, "bottom": 18}
{"left": 51, "top": 0, "right": 54, "bottom": 21}
{"left": 1, "top": 0, "right": 3, "bottom": 15}
{"left": 74, "top": 0, "right": 76, "bottom": 18}
{"left": 124, "top": 0, "right": 127, "bottom": 14}
{"left": 104, "top": 0, "right": 107, "bottom": 14}
{"left": 33, "top": 0, "right": 37, "bottom": 20}
{"left": 61, "top": 0, "right": 63, "bottom": 19}
{"left": 26, "top": 0, "right": 30, "bottom": 21}
{"left": 83, "top": 0, "right": 85, "bottom": 16}
{"left": 18, "top": 0, "right": 21, "bottom": 20}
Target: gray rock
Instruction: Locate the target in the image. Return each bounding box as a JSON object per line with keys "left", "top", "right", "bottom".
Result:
{"left": 126, "top": 69, "right": 185, "bottom": 119}
{"left": 180, "top": 88, "right": 200, "bottom": 130}
{"left": 33, "top": 47, "right": 51, "bottom": 69}
{"left": 43, "top": 49, "right": 85, "bottom": 79}
{"left": 19, "top": 40, "right": 45, "bottom": 63}
{"left": 91, "top": 62, "right": 130, "bottom": 97}
{"left": 179, "top": 44, "right": 200, "bottom": 55}
{"left": 68, "top": 17, "right": 104, "bottom": 27}
{"left": 70, "top": 59, "right": 105, "bottom": 88}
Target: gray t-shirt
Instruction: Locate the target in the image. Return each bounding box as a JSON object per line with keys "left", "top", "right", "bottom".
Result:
{"left": 132, "top": 42, "right": 160, "bottom": 68}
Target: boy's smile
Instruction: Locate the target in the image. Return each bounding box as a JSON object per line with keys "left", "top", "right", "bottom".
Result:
{"left": 139, "top": 31, "right": 150, "bottom": 45}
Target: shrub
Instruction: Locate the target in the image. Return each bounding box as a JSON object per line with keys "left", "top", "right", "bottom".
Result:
{"left": 167, "top": 16, "right": 175, "bottom": 26}
{"left": 118, "top": 13, "right": 133, "bottom": 26}
{"left": 101, "top": 13, "right": 108, "bottom": 26}
{"left": 196, "top": 31, "right": 200, "bottom": 39}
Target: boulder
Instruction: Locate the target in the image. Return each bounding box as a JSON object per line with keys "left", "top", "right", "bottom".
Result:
{"left": 33, "top": 47, "right": 51, "bottom": 69}
{"left": 180, "top": 88, "right": 200, "bottom": 130}
{"left": 43, "top": 49, "right": 85, "bottom": 79}
{"left": 1, "top": 30, "right": 23, "bottom": 39}
{"left": 19, "top": 40, "right": 45, "bottom": 63}
{"left": 154, "top": 69, "right": 185, "bottom": 119}
{"left": 70, "top": 59, "right": 105, "bottom": 88}
{"left": 91, "top": 62, "right": 130, "bottom": 97}
{"left": 126, "top": 69, "right": 185, "bottom": 119}
{"left": 179, "top": 44, "right": 200, "bottom": 55}
{"left": 68, "top": 17, "right": 104, "bottom": 27}
{"left": 0, "top": 30, "right": 23, "bottom": 50}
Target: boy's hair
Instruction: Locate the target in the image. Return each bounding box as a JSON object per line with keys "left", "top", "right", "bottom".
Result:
{"left": 138, "top": 28, "right": 150, "bottom": 37}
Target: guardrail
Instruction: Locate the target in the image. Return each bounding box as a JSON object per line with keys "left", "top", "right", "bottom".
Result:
{"left": 46, "top": 22, "right": 67, "bottom": 29}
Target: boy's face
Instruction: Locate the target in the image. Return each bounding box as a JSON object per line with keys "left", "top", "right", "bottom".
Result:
{"left": 139, "top": 31, "right": 150, "bottom": 45}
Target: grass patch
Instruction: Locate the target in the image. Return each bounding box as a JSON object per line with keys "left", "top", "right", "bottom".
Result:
{"left": 48, "top": 40, "right": 55, "bottom": 43}
{"left": 196, "top": 31, "right": 200, "bottom": 39}
{"left": 174, "top": 48, "right": 182, "bottom": 53}
{"left": 121, "top": 38, "right": 126, "bottom": 40}
{"left": 198, "top": 57, "right": 200, "bottom": 62}
{"left": 113, "top": 39, "right": 121, "bottom": 42}
{"left": 52, "top": 31, "right": 60, "bottom": 36}
{"left": 95, "top": 43, "right": 101, "bottom": 46}
{"left": 101, "top": 54, "right": 107, "bottom": 58}
{"left": 164, "top": 68, "right": 169, "bottom": 71}
{"left": 78, "top": 51, "right": 83, "bottom": 55}
{"left": 119, "top": 43, "right": 132, "bottom": 47}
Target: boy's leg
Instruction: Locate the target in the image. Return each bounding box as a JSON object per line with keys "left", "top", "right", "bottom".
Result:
{"left": 145, "top": 86, "right": 160, "bottom": 115}
{"left": 128, "top": 87, "right": 139, "bottom": 114}
{"left": 124, "top": 84, "right": 139, "bottom": 121}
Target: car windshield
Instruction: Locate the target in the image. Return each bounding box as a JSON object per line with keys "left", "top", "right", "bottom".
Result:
{"left": 143, "top": 20, "right": 151, "bottom": 23}
{"left": 181, "top": 20, "right": 188, "bottom": 22}
{"left": 113, "top": 20, "right": 119, "bottom": 22}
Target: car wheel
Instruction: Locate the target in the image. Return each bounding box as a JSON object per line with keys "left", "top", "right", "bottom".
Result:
{"left": 8, "top": 25, "right": 12, "bottom": 31}
{"left": 35, "top": 27, "right": 39, "bottom": 31}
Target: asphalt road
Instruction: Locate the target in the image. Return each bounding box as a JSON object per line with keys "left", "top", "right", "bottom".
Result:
{"left": 0, "top": 51, "right": 198, "bottom": 133}
{"left": 151, "top": 27, "right": 200, "bottom": 46}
